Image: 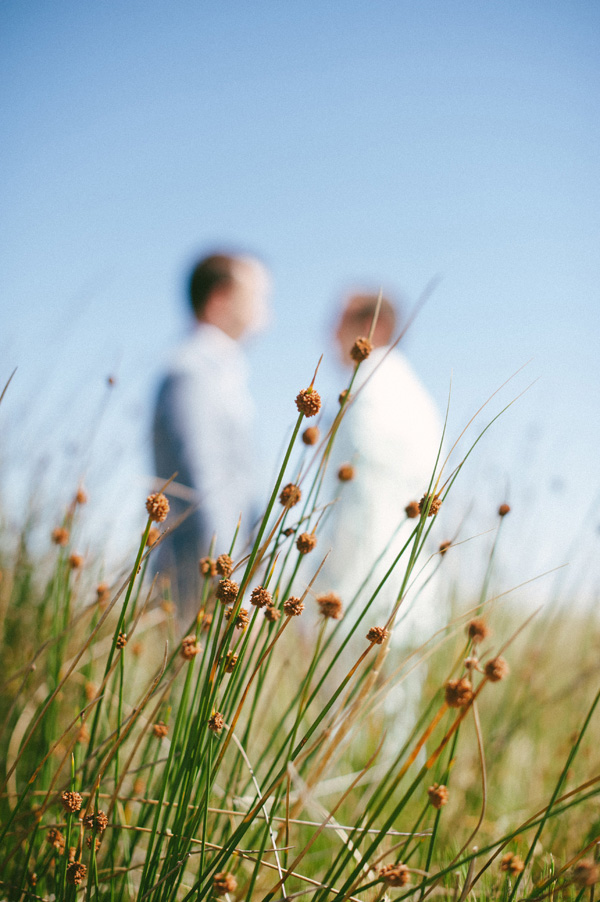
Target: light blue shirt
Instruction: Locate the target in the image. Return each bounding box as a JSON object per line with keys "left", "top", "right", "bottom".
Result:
{"left": 152, "top": 323, "right": 256, "bottom": 611}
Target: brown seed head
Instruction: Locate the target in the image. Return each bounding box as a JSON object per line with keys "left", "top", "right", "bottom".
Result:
{"left": 279, "top": 483, "right": 301, "bottom": 508}
{"left": 200, "top": 611, "right": 213, "bottom": 632}
{"left": 225, "top": 606, "right": 250, "bottom": 631}
{"left": 52, "top": 526, "right": 70, "bottom": 546}
{"left": 283, "top": 596, "right": 305, "bottom": 616}
{"left": 498, "top": 503, "right": 511, "bottom": 517}
{"left": 350, "top": 335, "right": 373, "bottom": 363}
{"left": 76, "top": 724, "right": 90, "bottom": 744}
{"left": 199, "top": 557, "right": 217, "bottom": 577}
{"left": 379, "top": 863, "right": 410, "bottom": 887}
{"left": 86, "top": 835, "right": 102, "bottom": 852}
{"left": 116, "top": 632, "right": 127, "bottom": 649}
{"left": 153, "top": 721, "right": 169, "bottom": 739}
{"left": 317, "top": 592, "right": 343, "bottom": 620}
{"left": 295, "top": 387, "right": 322, "bottom": 417}
{"left": 216, "top": 553, "right": 234, "bottom": 578}
{"left": 439, "top": 540, "right": 451, "bottom": 555}
{"left": 467, "top": 618, "right": 490, "bottom": 644}
{"left": 419, "top": 493, "right": 442, "bottom": 517}
{"left": 485, "top": 656, "right": 509, "bottom": 682}
{"left": 296, "top": 532, "right": 317, "bottom": 554}
{"left": 180, "top": 635, "right": 201, "bottom": 660}
{"left": 213, "top": 872, "right": 237, "bottom": 895}
{"left": 145, "top": 492, "right": 170, "bottom": 523}
{"left": 66, "top": 861, "right": 87, "bottom": 886}
{"left": 224, "top": 651, "right": 239, "bottom": 673}
{"left": 338, "top": 463, "right": 355, "bottom": 482}
{"left": 427, "top": 783, "right": 449, "bottom": 809}
{"left": 338, "top": 389, "right": 349, "bottom": 405}
{"left": 444, "top": 677, "right": 473, "bottom": 708}
{"left": 61, "top": 791, "right": 83, "bottom": 814}
{"left": 46, "top": 827, "right": 66, "bottom": 854}
{"left": 366, "top": 626, "right": 389, "bottom": 645}
{"left": 94, "top": 811, "right": 108, "bottom": 833}
{"left": 264, "top": 604, "right": 281, "bottom": 622}
{"left": 216, "top": 578, "right": 239, "bottom": 605}
{"left": 85, "top": 682, "right": 97, "bottom": 701}
{"left": 573, "top": 858, "right": 600, "bottom": 887}
{"left": 96, "top": 582, "right": 110, "bottom": 606}
{"left": 500, "top": 852, "right": 525, "bottom": 875}
{"left": 404, "top": 500, "right": 420, "bottom": 519}
{"left": 302, "top": 425, "right": 320, "bottom": 445}
{"left": 209, "top": 712, "right": 225, "bottom": 733}
{"left": 283, "top": 526, "right": 295, "bottom": 537}
{"left": 75, "top": 488, "right": 88, "bottom": 505}
{"left": 146, "top": 526, "right": 160, "bottom": 547}
{"left": 250, "top": 585, "right": 272, "bottom": 608}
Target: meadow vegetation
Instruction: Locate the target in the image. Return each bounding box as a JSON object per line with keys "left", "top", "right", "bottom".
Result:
{"left": 1, "top": 350, "right": 599, "bottom": 902}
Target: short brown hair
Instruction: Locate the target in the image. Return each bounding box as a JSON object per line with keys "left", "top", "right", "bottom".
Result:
{"left": 343, "top": 293, "right": 397, "bottom": 343}
{"left": 188, "top": 254, "right": 239, "bottom": 318}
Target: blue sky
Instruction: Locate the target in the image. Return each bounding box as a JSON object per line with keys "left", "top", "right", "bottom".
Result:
{"left": 1, "top": 1, "right": 599, "bottom": 598}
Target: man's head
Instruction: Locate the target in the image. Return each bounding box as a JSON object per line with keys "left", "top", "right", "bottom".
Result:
{"left": 189, "top": 253, "right": 270, "bottom": 340}
{"left": 335, "top": 293, "right": 398, "bottom": 364}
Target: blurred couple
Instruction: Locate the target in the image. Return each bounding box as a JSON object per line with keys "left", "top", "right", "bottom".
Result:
{"left": 152, "top": 251, "right": 442, "bottom": 636}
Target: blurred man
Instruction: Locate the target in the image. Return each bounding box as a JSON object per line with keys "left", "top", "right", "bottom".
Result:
{"left": 324, "top": 292, "right": 443, "bottom": 644}
{"left": 152, "top": 252, "right": 270, "bottom": 621}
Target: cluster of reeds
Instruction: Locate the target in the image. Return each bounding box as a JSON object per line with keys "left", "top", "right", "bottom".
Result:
{"left": 1, "top": 349, "right": 599, "bottom": 902}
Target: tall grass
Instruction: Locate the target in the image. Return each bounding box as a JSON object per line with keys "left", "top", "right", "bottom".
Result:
{"left": 1, "top": 354, "right": 599, "bottom": 902}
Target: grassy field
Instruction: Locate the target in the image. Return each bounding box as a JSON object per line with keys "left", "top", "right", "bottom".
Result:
{"left": 1, "top": 356, "right": 599, "bottom": 902}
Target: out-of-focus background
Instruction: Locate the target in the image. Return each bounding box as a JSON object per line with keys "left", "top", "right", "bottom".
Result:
{"left": 1, "top": 1, "right": 598, "bottom": 601}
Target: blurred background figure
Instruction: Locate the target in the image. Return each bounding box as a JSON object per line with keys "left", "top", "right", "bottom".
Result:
{"left": 152, "top": 252, "right": 271, "bottom": 622}
{"left": 322, "top": 292, "right": 444, "bottom": 643}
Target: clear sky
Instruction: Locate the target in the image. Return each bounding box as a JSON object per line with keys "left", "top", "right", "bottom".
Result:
{"left": 1, "top": 1, "right": 599, "bottom": 599}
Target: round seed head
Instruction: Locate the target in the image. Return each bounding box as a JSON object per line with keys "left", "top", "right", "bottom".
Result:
{"left": 250, "top": 585, "right": 272, "bottom": 608}
{"left": 199, "top": 556, "right": 217, "bottom": 577}
{"left": 208, "top": 712, "right": 225, "bottom": 733}
{"left": 500, "top": 852, "right": 525, "bottom": 875}
{"left": 573, "top": 858, "right": 599, "bottom": 887}
{"left": 146, "top": 527, "right": 160, "bottom": 547}
{"left": 302, "top": 425, "right": 320, "bottom": 445}
{"left": 427, "top": 783, "right": 449, "bottom": 809}
{"left": 419, "top": 493, "right": 442, "bottom": 517}
{"left": 153, "top": 721, "right": 169, "bottom": 739}
{"left": 216, "top": 553, "right": 234, "bottom": 578}
{"left": 180, "top": 635, "right": 201, "bottom": 660}
{"left": 295, "top": 387, "right": 322, "bottom": 417}
{"left": 404, "top": 500, "right": 420, "bottom": 519}
{"left": 444, "top": 677, "right": 473, "bottom": 708}
{"left": 467, "top": 618, "right": 490, "bottom": 644}
{"left": 317, "top": 592, "right": 343, "bottom": 620}
{"left": 283, "top": 596, "right": 305, "bottom": 616}
{"left": 366, "top": 626, "right": 388, "bottom": 645}
{"left": 379, "top": 863, "right": 410, "bottom": 887}
{"left": 66, "top": 861, "right": 87, "bottom": 886}
{"left": 296, "top": 532, "right": 317, "bottom": 554}
{"left": 350, "top": 336, "right": 373, "bottom": 362}
{"left": 338, "top": 463, "right": 355, "bottom": 482}
{"left": 498, "top": 503, "right": 511, "bottom": 517}
{"left": 264, "top": 604, "right": 281, "bottom": 622}
{"left": 279, "top": 483, "right": 301, "bottom": 509}
{"left": 145, "top": 492, "right": 170, "bottom": 523}
{"left": 61, "top": 791, "right": 83, "bottom": 814}
{"left": 52, "top": 527, "right": 70, "bottom": 546}
{"left": 213, "top": 872, "right": 237, "bottom": 895}
{"left": 46, "top": 827, "right": 66, "bottom": 853}
{"left": 216, "top": 579, "right": 239, "bottom": 605}
{"left": 484, "top": 655, "right": 509, "bottom": 682}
